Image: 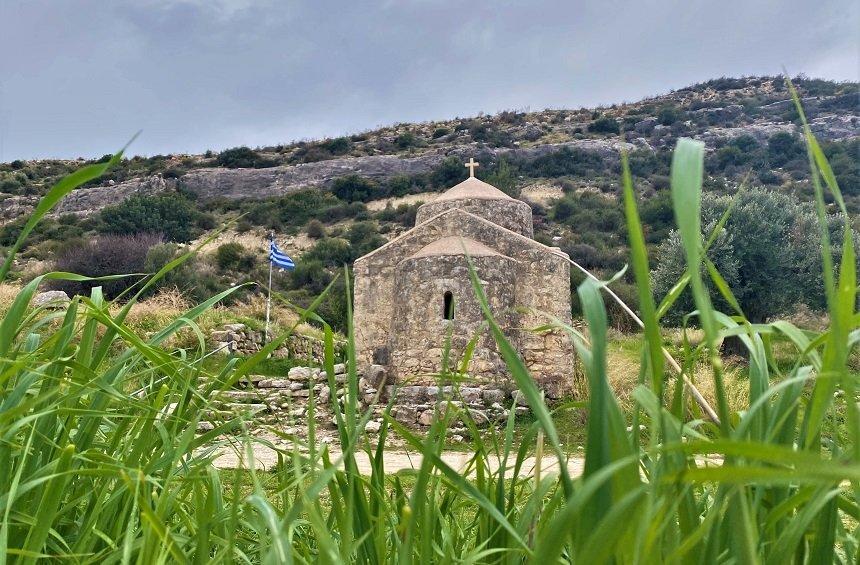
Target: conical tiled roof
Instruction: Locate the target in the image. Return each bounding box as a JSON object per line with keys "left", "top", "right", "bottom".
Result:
{"left": 433, "top": 176, "right": 514, "bottom": 202}
{"left": 409, "top": 236, "right": 502, "bottom": 258}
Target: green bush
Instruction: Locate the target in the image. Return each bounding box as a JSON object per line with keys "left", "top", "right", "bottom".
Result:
{"left": 304, "top": 237, "right": 354, "bottom": 267}
{"left": 306, "top": 219, "right": 326, "bottom": 239}
{"left": 215, "top": 242, "right": 256, "bottom": 272}
{"left": 483, "top": 158, "right": 519, "bottom": 197}
{"left": 98, "top": 193, "right": 201, "bottom": 242}
{"left": 346, "top": 221, "right": 386, "bottom": 257}
{"left": 432, "top": 156, "right": 468, "bottom": 187}
{"left": 287, "top": 259, "right": 332, "bottom": 294}
{"left": 523, "top": 147, "right": 605, "bottom": 177}
{"left": 331, "top": 175, "right": 379, "bottom": 202}
{"left": 144, "top": 243, "right": 226, "bottom": 303}
{"left": 652, "top": 187, "right": 851, "bottom": 323}
{"left": 657, "top": 105, "right": 680, "bottom": 126}
{"left": 395, "top": 132, "right": 419, "bottom": 149}
{"left": 588, "top": 115, "right": 620, "bottom": 134}
{"left": 321, "top": 137, "right": 351, "bottom": 155}
{"left": 216, "top": 146, "right": 278, "bottom": 168}
{"left": 767, "top": 131, "right": 805, "bottom": 167}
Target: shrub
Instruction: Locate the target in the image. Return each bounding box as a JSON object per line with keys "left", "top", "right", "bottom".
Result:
{"left": 145, "top": 244, "right": 225, "bottom": 303}
{"left": 639, "top": 190, "right": 675, "bottom": 243}
{"left": 822, "top": 138, "right": 860, "bottom": 196}
{"left": 306, "top": 219, "right": 326, "bottom": 239}
{"left": 431, "top": 127, "right": 450, "bottom": 139}
{"left": 432, "top": 156, "right": 468, "bottom": 188}
{"left": 216, "top": 146, "right": 277, "bottom": 169}
{"left": 395, "top": 132, "right": 418, "bottom": 149}
{"left": 215, "top": 242, "right": 256, "bottom": 272}
{"left": 626, "top": 149, "right": 669, "bottom": 177}
{"left": 551, "top": 193, "right": 625, "bottom": 236}
{"left": 588, "top": 115, "right": 620, "bottom": 134}
{"left": 483, "top": 158, "right": 519, "bottom": 197}
{"left": 98, "top": 193, "right": 201, "bottom": 243}
{"left": 50, "top": 232, "right": 162, "bottom": 299}
{"left": 0, "top": 176, "right": 22, "bottom": 193}
{"left": 288, "top": 259, "right": 332, "bottom": 294}
{"left": 524, "top": 147, "right": 605, "bottom": 178}
{"left": 385, "top": 175, "right": 412, "bottom": 197}
{"left": 657, "top": 106, "right": 680, "bottom": 126}
{"left": 346, "top": 221, "right": 386, "bottom": 257}
{"left": 304, "top": 237, "right": 353, "bottom": 267}
{"left": 652, "top": 188, "right": 849, "bottom": 323}
{"left": 331, "top": 175, "right": 379, "bottom": 202}
{"left": 767, "top": 131, "right": 805, "bottom": 167}
{"left": 292, "top": 144, "right": 333, "bottom": 164}
{"left": 321, "top": 137, "right": 351, "bottom": 155}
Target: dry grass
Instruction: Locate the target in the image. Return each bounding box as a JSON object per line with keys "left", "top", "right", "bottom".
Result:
{"left": 365, "top": 192, "right": 435, "bottom": 211}
{"left": 0, "top": 284, "right": 21, "bottom": 318}
{"left": 520, "top": 182, "right": 564, "bottom": 206}
{"left": 605, "top": 330, "right": 749, "bottom": 414}
{"left": 0, "top": 282, "right": 327, "bottom": 351}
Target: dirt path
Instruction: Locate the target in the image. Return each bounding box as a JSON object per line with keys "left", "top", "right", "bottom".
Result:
{"left": 214, "top": 445, "right": 586, "bottom": 478}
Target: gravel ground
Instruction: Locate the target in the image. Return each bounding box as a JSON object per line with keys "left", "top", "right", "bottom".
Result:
{"left": 213, "top": 443, "right": 586, "bottom": 478}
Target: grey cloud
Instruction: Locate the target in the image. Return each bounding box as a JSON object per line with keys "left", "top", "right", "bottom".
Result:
{"left": 0, "top": 0, "right": 856, "bottom": 160}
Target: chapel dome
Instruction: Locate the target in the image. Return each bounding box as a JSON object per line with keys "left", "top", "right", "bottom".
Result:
{"left": 434, "top": 176, "right": 515, "bottom": 202}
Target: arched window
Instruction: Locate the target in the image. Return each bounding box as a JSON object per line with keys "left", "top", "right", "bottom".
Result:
{"left": 443, "top": 291, "right": 454, "bottom": 320}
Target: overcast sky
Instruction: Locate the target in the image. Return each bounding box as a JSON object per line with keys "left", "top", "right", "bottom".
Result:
{"left": 1, "top": 0, "right": 857, "bottom": 161}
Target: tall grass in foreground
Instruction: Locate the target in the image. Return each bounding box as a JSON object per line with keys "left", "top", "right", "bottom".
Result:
{"left": 1, "top": 88, "right": 858, "bottom": 563}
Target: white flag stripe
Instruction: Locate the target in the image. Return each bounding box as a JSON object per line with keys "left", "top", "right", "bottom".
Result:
{"left": 269, "top": 240, "right": 295, "bottom": 269}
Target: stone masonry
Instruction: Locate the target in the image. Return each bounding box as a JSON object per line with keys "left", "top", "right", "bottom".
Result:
{"left": 353, "top": 166, "right": 575, "bottom": 399}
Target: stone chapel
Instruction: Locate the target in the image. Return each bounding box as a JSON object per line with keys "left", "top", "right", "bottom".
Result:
{"left": 353, "top": 159, "right": 575, "bottom": 399}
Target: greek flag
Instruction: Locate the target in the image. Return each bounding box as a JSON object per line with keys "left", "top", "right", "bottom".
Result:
{"left": 269, "top": 239, "right": 295, "bottom": 270}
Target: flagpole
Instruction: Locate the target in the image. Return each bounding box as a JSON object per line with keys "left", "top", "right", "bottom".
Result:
{"left": 265, "top": 232, "right": 273, "bottom": 343}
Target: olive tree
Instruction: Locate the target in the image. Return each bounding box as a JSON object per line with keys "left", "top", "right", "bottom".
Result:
{"left": 652, "top": 187, "right": 850, "bottom": 326}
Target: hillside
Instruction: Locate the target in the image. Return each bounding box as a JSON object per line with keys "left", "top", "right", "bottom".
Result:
{"left": 0, "top": 75, "right": 857, "bottom": 330}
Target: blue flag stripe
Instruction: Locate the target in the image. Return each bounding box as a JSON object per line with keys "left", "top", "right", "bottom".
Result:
{"left": 269, "top": 240, "right": 295, "bottom": 270}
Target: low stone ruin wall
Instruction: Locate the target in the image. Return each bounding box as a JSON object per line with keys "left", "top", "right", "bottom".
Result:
{"left": 204, "top": 363, "right": 533, "bottom": 439}
{"left": 210, "top": 323, "right": 343, "bottom": 363}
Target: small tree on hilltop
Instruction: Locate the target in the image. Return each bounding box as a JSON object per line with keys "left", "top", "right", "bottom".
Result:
{"left": 652, "top": 188, "right": 851, "bottom": 329}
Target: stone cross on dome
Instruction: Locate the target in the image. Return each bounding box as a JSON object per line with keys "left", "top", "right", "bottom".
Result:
{"left": 465, "top": 157, "right": 479, "bottom": 177}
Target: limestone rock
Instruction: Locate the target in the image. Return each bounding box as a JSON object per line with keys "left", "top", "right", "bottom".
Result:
{"left": 32, "top": 290, "right": 70, "bottom": 308}
{"left": 288, "top": 366, "right": 312, "bottom": 381}
{"left": 418, "top": 410, "right": 435, "bottom": 426}
{"left": 365, "top": 364, "right": 388, "bottom": 387}
{"left": 482, "top": 388, "right": 506, "bottom": 405}
{"left": 365, "top": 420, "right": 381, "bottom": 433}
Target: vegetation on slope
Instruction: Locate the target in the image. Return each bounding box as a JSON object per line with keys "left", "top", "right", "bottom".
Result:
{"left": 1, "top": 84, "right": 859, "bottom": 561}
{"left": 0, "top": 76, "right": 857, "bottom": 332}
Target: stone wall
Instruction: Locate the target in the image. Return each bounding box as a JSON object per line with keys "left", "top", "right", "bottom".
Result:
{"left": 415, "top": 197, "right": 534, "bottom": 238}
{"left": 210, "top": 323, "right": 343, "bottom": 363}
{"left": 353, "top": 208, "right": 575, "bottom": 399}
{"left": 389, "top": 253, "right": 518, "bottom": 382}
{"left": 204, "top": 363, "right": 534, "bottom": 439}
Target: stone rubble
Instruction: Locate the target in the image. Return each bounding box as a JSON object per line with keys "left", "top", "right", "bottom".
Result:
{"left": 200, "top": 328, "right": 536, "bottom": 436}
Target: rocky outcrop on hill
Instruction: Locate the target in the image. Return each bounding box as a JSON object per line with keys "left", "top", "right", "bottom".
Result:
{"left": 179, "top": 139, "right": 632, "bottom": 201}
{"left": 0, "top": 139, "right": 632, "bottom": 219}
{"left": 2, "top": 77, "right": 856, "bottom": 221}
{"left": 0, "top": 174, "right": 175, "bottom": 219}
